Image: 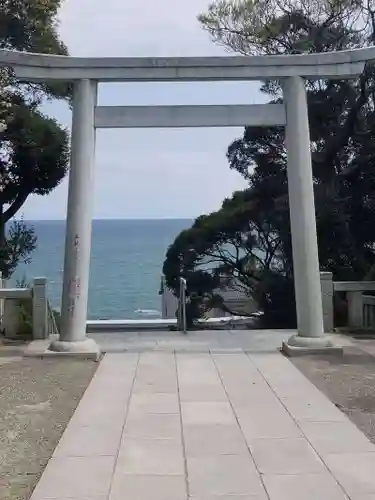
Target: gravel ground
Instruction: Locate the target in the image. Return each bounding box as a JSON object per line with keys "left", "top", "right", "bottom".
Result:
{"left": 0, "top": 357, "right": 98, "bottom": 500}
{"left": 291, "top": 345, "right": 375, "bottom": 444}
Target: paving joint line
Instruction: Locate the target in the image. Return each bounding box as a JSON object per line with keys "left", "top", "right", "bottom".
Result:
{"left": 244, "top": 351, "right": 351, "bottom": 500}
{"left": 174, "top": 351, "right": 190, "bottom": 500}
{"left": 210, "top": 351, "right": 271, "bottom": 500}
{"left": 106, "top": 352, "right": 140, "bottom": 500}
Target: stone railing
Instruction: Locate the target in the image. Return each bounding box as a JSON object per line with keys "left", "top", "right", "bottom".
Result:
{"left": 0, "top": 277, "right": 52, "bottom": 339}
{"left": 161, "top": 272, "right": 375, "bottom": 331}
{"left": 320, "top": 273, "right": 375, "bottom": 331}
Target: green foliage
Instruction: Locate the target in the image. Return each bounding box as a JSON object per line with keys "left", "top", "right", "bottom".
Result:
{"left": 2, "top": 94, "right": 70, "bottom": 202}
{"left": 164, "top": 0, "right": 375, "bottom": 328}
{"left": 199, "top": 0, "right": 369, "bottom": 56}
{"left": 0, "top": 218, "right": 37, "bottom": 279}
{"left": 0, "top": 0, "right": 71, "bottom": 101}
{"left": 0, "top": 0, "right": 67, "bottom": 54}
{"left": 0, "top": 0, "right": 70, "bottom": 277}
{"left": 163, "top": 189, "right": 285, "bottom": 326}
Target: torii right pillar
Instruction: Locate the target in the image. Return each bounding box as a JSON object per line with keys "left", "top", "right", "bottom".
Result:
{"left": 282, "top": 76, "right": 341, "bottom": 356}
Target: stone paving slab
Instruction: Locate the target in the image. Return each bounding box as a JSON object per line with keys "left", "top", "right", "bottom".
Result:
{"left": 30, "top": 349, "right": 375, "bottom": 500}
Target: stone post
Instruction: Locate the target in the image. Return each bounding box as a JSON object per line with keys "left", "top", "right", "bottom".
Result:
{"left": 282, "top": 76, "right": 336, "bottom": 355}
{"left": 320, "top": 272, "right": 334, "bottom": 332}
{"left": 50, "top": 79, "right": 99, "bottom": 357}
{"left": 347, "top": 291, "right": 363, "bottom": 329}
{"left": 32, "top": 277, "right": 48, "bottom": 340}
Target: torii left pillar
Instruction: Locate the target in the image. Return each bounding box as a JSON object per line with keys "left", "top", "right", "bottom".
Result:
{"left": 50, "top": 79, "right": 100, "bottom": 359}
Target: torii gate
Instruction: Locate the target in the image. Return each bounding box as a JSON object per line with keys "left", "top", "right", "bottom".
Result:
{"left": 0, "top": 47, "right": 372, "bottom": 356}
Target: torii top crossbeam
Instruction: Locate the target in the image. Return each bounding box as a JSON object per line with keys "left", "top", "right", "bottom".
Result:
{"left": 0, "top": 46, "right": 374, "bottom": 81}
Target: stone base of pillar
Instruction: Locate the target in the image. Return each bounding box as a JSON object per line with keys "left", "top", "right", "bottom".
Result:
{"left": 282, "top": 334, "right": 343, "bottom": 357}
{"left": 49, "top": 338, "right": 101, "bottom": 361}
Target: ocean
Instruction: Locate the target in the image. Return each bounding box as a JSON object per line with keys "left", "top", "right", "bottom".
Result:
{"left": 14, "top": 219, "right": 191, "bottom": 319}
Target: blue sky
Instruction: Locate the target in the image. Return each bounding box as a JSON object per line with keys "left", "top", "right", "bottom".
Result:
{"left": 23, "top": 0, "right": 265, "bottom": 220}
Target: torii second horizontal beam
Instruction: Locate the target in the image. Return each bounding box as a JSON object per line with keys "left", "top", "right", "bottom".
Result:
{"left": 94, "top": 104, "right": 286, "bottom": 128}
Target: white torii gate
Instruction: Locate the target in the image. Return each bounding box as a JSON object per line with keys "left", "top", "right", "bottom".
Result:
{"left": 1, "top": 47, "right": 373, "bottom": 356}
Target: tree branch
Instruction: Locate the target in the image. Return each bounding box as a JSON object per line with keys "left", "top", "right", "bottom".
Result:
{"left": 3, "top": 190, "right": 29, "bottom": 222}
{"left": 319, "top": 67, "right": 371, "bottom": 173}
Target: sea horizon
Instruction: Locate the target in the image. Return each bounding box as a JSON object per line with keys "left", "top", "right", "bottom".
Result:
{"left": 14, "top": 219, "right": 192, "bottom": 319}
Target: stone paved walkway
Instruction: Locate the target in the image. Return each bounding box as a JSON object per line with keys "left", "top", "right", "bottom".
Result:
{"left": 30, "top": 349, "right": 375, "bottom": 500}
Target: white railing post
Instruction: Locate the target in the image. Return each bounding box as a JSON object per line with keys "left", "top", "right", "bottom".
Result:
{"left": 178, "top": 277, "right": 187, "bottom": 334}
{"left": 320, "top": 272, "right": 333, "bottom": 332}
{"left": 32, "top": 277, "right": 48, "bottom": 340}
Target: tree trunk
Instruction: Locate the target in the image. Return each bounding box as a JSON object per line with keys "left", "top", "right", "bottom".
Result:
{"left": 3, "top": 191, "right": 29, "bottom": 223}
